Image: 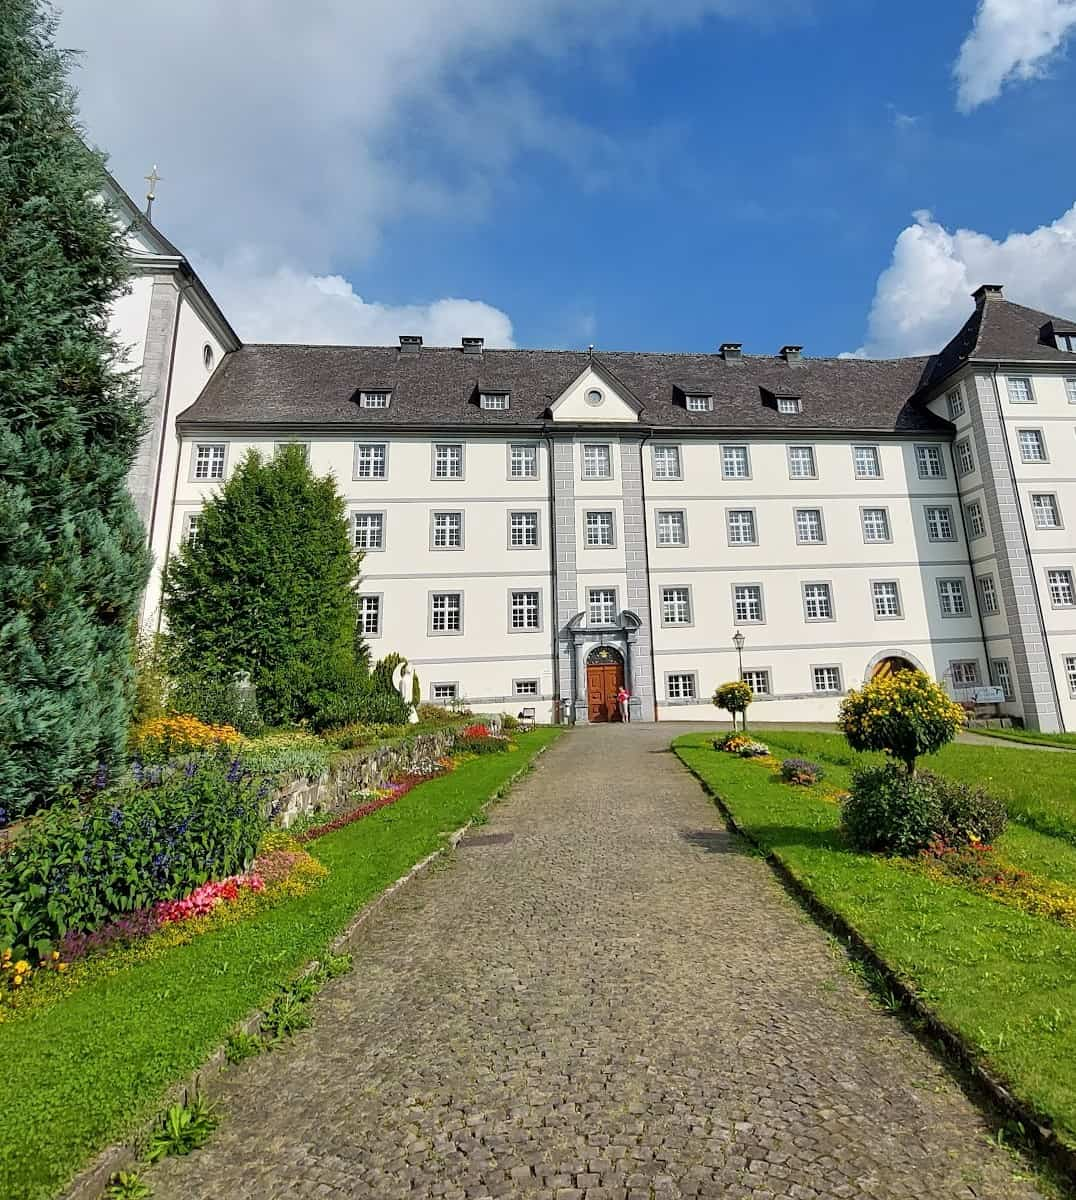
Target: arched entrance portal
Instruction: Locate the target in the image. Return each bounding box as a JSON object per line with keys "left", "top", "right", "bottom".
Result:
{"left": 871, "top": 656, "right": 917, "bottom": 682}
{"left": 586, "top": 645, "right": 625, "bottom": 723}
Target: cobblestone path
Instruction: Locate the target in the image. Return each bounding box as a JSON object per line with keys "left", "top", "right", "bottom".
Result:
{"left": 150, "top": 725, "right": 1042, "bottom": 1200}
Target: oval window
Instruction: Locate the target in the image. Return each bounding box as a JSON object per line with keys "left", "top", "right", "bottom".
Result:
{"left": 585, "top": 388, "right": 603, "bottom": 407}
{"left": 203, "top": 343, "right": 215, "bottom": 371}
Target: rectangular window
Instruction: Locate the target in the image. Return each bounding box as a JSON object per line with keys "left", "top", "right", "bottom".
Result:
{"left": 955, "top": 438, "right": 975, "bottom": 476}
{"left": 1066, "top": 655, "right": 1076, "bottom": 697}
{"left": 1047, "top": 568, "right": 1076, "bottom": 607}
{"left": 777, "top": 396, "right": 801, "bottom": 414}
{"left": 787, "top": 445, "right": 817, "bottom": 479}
{"left": 685, "top": 395, "right": 712, "bottom": 413}
{"left": 803, "top": 582, "right": 834, "bottom": 621}
{"left": 359, "top": 595, "right": 381, "bottom": 636}
{"left": 1066, "top": 379, "right": 1076, "bottom": 405}
{"left": 872, "top": 580, "right": 902, "bottom": 619}
{"left": 183, "top": 513, "right": 200, "bottom": 546}
{"left": 862, "top": 507, "right": 891, "bottom": 543}
{"left": 950, "top": 660, "right": 980, "bottom": 687}
{"left": 853, "top": 445, "right": 881, "bottom": 478}
{"left": 655, "top": 510, "right": 687, "bottom": 546}
{"left": 733, "top": 584, "right": 764, "bottom": 623}
{"left": 588, "top": 588, "right": 617, "bottom": 626}
{"left": 431, "top": 682, "right": 458, "bottom": 702}
{"left": 359, "top": 390, "right": 391, "bottom": 409}
{"left": 193, "top": 443, "right": 226, "bottom": 480}
{"left": 742, "top": 669, "right": 771, "bottom": 696}
{"left": 1017, "top": 429, "right": 1047, "bottom": 463}
{"left": 513, "top": 679, "right": 540, "bottom": 697}
{"left": 509, "top": 444, "right": 538, "bottom": 478}
{"left": 584, "top": 510, "right": 615, "bottom": 547}
{"left": 582, "top": 444, "right": 612, "bottom": 479}
{"left": 433, "top": 443, "right": 464, "bottom": 479}
{"left": 430, "top": 592, "right": 463, "bottom": 634}
{"left": 990, "top": 658, "right": 1013, "bottom": 701}
{"left": 915, "top": 444, "right": 945, "bottom": 479}
{"left": 661, "top": 586, "right": 692, "bottom": 626}
{"left": 965, "top": 500, "right": 987, "bottom": 540}
{"left": 727, "top": 509, "right": 757, "bottom": 546}
{"left": 721, "top": 445, "right": 750, "bottom": 480}
{"left": 946, "top": 387, "right": 965, "bottom": 420}
{"left": 275, "top": 441, "right": 310, "bottom": 460}
{"left": 432, "top": 511, "right": 463, "bottom": 549}
{"left": 352, "top": 511, "right": 384, "bottom": 550}
{"left": 666, "top": 673, "right": 698, "bottom": 700}
{"left": 1032, "top": 493, "right": 1062, "bottom": 529}
{"left": 652, "top": 444, "right": 682, "bottom": 480}
{"left": 977, "top": 573, "right": 1000, "bottom": 615}
{"left": 794, "top": 508, "right": 825, "bottom": 544}
{"left": 938, "top": 578, "right": 968, "bottom": 617}
{"left": 509, "top": 590, "right": 541, "bottom": 631}
{"left": 354, "top": 443, "right": 387, "bottom": 479}
{"left": 479, "top": 392, "right": 509, "bottom": 410}
{"left": 509, "top": 510, "right": 539, "bottom": 548}
{"left": 925, "top": 505, "right": 956, "bottom": 541}
{"left": 812, "top": 666, "right": 842, "bottom": 694}
{"left": 1006, "top": 376, "right": 1034, "bottom": 404}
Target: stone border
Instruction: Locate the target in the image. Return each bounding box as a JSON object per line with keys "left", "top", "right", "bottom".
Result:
{"left": 677, "top": 751, "right": 1076, "bottom": 1185}
{"left": 59, "top": 738, "right": 556, "bottom": 1200}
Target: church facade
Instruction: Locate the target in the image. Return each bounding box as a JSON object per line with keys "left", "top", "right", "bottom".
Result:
{"left": 109, "top": 180, "right": 1076, "bottom": 731}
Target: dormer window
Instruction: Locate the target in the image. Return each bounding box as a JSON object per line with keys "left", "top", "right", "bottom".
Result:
{"left": 360, "top": 390, "right": 391, "bottom": 409}
{"left": 1056, "top": 333, "right": 1076, "bottom": 352}
{"left": 777, "top": 396, "right": 801, "bottom": 415}
{"left": 480, "top": 392, "right": 510, "bottom": 411}
{"left": 685, "top": 394, "right": 713, "bottom": 413}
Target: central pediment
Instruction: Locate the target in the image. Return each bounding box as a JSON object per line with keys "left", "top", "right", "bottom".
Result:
{"left": 548, "top": 359, "right": 641, "bottom": 423}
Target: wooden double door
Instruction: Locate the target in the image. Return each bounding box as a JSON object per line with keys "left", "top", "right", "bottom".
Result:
{"left": 587, "top": 658, "right": 625, "bottom": 723}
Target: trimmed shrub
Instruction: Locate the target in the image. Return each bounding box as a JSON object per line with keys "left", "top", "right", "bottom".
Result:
{"left": 0, "top": 755, "right": 267, "bottom": 958}
{"left": 838, "top": 670, "right": 964, "bottom": 774}
{"left": 919, "top": 770, "right": 1008, "bottom": 846}
{"left": 779, "top": 758, "right": 824, "bottom": 786}
{"left": 841, "top": 763, "right": 940, "bottom": 854}
{"left": 713, "top": 680, "right": 752, "bottom": 725}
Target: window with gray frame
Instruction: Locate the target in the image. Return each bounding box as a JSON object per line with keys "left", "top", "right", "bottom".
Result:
{"left": 862, "top": 507, "right": 891, "bottom": 543}
{"left": 685, "top": 395, "right": 712, "bottom": 412}
{"left": 915, "top": 444, "right": 945, "bottom": 479}
{"left": 742, "top": 669, "right": 771, "bottom": 695}
{"left": 1031, "top": 493, "right": 1062, "bottom": 529}
{"left": 359, "top": 390, "right": 391, "bottom": 409}
{"left": 938, "top": 578, "right": 968, "bottom": 617}
{"left": 787, "top": 445, "right": 817, "bottom": 479}
{"left": 652, "top": 444, "right": 682, "bottom": 479}
{"left": 655, "top": 510, "right": 687, "bottom": 546}
{"left": 727, "top": 509, "right": 757, "bottom": 545}
{"left": 183, "top": 512, "right": 200, "bottom": 546}
{"left": 812, "top": 666, "right": 842, "bottom": 693}
{"left": 582, "top": 444, "right": 612, "bottom": 479}
{"left": 509, "top": 590, "right": 541, "bottom": 631}
{"left": 508, "top": 444, "right": 538, "bottom": 478}
{"left": 359, "top": 595, "right": 381, "bottom": 636}
{"left": 721, "top": 445, "right": 750, "bottom": 480}
{"left": 430, "top": 592, "right": 463, "bottom": 633}
{"left": 950, "top": 660, "right": 980, "bottom": 687}
{"left": 794, "top": 508, "right": 825, "bottom": 544}
{"left": 955, "top": 438, "right": 975, "bottom": 476}
{"left": 946, "top": 387, "right": 965, "bottom": 420}
{"left": 666, "top": 673, "right": 698, "bottom": 700}
{"left": 275, "top": 441, "right": 310, "bottom": 460}
{"left": 431, "top": 682, "right": 458, "bottom": 701}
{"left": 990, "top": 658, "right": 1013, "bottom": 700}
{"left": 513, "top": 679, "right": 540, "bottom": 697}
{"left": 1047, "top": 568, "right": 1076, "bottom": 607}
{"left": 509, "top": 510, "right": 539, "bottom": 548}
{"left": 584, "top": 510, "right": 615, "bottom": 547}
{"left": 1006, "top": 376, "right": 1034, "bottom": 404}
{"left": 587, "top": 588, "right": 617, "bottom": 626}
{"left": 433, "top": 443, "right": 464, "bottom": 479}
{"left": 193, "top": 443, "right": 226, "bottom": 480}
{"left": 853, "top": 445, "right": 881, "bottom": 478}
{"left": 977, "top": 573, "right": 1000, "bottom": 615}
{"left": 1017, "top": 429, "right": 1047, "bottom": 463}
{"left": 1066, "top": 379, "right": 1076, "bottom": 405}
{"left": 965, "top": 500, "right": 987, "bottom": 540}
{"left": 733, "top": 584, "right": 764, "bottom": 623}
{"left": 777, "top": 396, "right": 801, "bottom": 414}
{"left": 803, "top": 582, "right": 834, "bottom": 620}
{"left": 871, "top": 580, "right": 902, "bottom": 618}
{"left": 352, "top": 511, "right": 385, "bottom": 550}
{"left": 661, "top": 586, "right": 692, "bottom": 625}
{"left": 432, "top": 511, "right": 463, "bottom": 549}
{"left": 1066, "top": 655, "right": 1076, "bottom": 697}
{"left": 480, "top": 392, "right": 509, "bottom": 410}
{"left": 354, "top": 443, "right": 387, "bottom": 478}
{"left": 925, "top": 505, "right": 955, "bottom": 540}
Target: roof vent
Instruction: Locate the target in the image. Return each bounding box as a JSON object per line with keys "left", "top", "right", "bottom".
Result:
{"left": 462, "top": 336, "right": 484, "bottom": 355}
{"left": 720, "top": 342, "right": 743, "bottom": 361}
{"left": 779, "top": 345, "right": 803, "bottom": 363}
{"left": 399, "top": 334, "right": 423, "bottom": 354}
{"left": 972, "top": 283, "right": 1004, "bottom": 306}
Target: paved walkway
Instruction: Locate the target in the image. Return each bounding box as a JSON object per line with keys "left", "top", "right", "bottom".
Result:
{"left": 150, "top": 726, "right": 1042, "bottom": 1200}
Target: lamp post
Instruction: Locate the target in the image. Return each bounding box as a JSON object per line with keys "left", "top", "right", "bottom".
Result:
{"left": 732, "top": 629, "right": 746, "bottom": 731}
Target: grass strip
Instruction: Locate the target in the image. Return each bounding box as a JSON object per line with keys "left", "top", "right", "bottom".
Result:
{"left": 965, "top": 727, "right": 1076, "bottom": 751}
{"left": 0, "top": 727, "right": 561, "bottom": 1200}
{"left": 674, "top": 733, "right": 1076, "bottom": 1157}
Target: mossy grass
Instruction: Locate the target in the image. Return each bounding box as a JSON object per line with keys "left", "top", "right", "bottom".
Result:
{"left": 674, "top": 732, "right": 1076, "bottom": 1156}
{"left": 0, "top": 728, "right": 561, "bottom": 1200}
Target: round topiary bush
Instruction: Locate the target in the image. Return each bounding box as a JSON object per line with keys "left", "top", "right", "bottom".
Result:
{"left": 838, "top": 670, "right": 965, "bottom": 774}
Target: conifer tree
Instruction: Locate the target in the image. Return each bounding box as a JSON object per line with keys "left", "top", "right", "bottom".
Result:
{"left": 163, "top": 446, "right": 368, "bottom": 727}
{"left": 0, "top": 1, "right": 150, "bottom": 817}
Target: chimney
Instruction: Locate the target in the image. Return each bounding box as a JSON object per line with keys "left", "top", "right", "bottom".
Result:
{"left": 399, "top": 334, "right": 423, "bottom": 354}
{"left": 779, "top": 345, "right": 803, "bottom": 363}
{"left": 462, "top": 336, "right": 484, "bottom": 355}
{"left": 972, "top": 283, "right": 1004, "bottom": 306}
{"left": 720, "top": 342, "right": 743, "bottom": 362}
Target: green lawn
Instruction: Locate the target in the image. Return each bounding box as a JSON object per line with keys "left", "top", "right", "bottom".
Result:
{"left": 751, "top": 728, "right": 1076, "bottom": 847}
{"left": 674, "top": 733, "right": 1076, "bottom": 1154}
{"left": 967, "top": 727, "right": 1076, "bottom": 751}
{"left": 0, "top": 727, "right": 561, "bottom": 1200}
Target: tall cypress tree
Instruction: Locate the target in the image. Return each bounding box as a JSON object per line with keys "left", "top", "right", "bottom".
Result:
{"left": 163, "top": 446, "right": 366, "bottom": 728}
{"left": 0, "top": 2, "right": 150, "bottom": 817}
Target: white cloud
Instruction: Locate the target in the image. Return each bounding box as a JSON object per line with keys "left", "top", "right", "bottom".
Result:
{"left": 199, "top": 255, "right": 514, "bottom": 347}
{"left": 56, "top": 0, "right": 796, "bottom": 344}
{"left": 852, "top": 205, "right": 1076, "bottom": 358}
{"left": 955, "top": 0, "right": 1076, "bottom": 111}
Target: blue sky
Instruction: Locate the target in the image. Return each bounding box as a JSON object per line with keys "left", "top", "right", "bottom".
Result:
{"left": 59, "top": 0, "right": 1076, "bottom": 357}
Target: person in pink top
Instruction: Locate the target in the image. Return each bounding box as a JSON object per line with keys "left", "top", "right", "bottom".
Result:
{"left": 616, "top": 685, "right": 631, "bottom": 723}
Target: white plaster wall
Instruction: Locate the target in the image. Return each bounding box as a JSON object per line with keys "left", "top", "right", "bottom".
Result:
{"left": 108, "top": 274, "right": 153, "bottom": 370}
{"left": 551, "top": 366, "right": 639, "bottom": 423}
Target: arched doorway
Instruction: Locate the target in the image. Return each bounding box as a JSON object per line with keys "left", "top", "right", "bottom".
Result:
{"left": 871, "top": 656, "right": 917, "bottom": 682}
{"left": 586, "top": 645, "right": 625, "bottom": 723}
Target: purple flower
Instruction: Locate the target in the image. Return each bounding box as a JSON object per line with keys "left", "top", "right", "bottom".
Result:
{"left": 226, "top": 758, "right": 242, "bottom": 783}
{"left": 184, "top": 760, "right": 198, "bottom": 778}
{"left": 131, "top": 759, "right": 144, "bottom": 783}
{"left": 109, "top": 807, "right": 123, "bottom": 827}
{"left": 94, "top": 762, "right": 109, "bottom": 790}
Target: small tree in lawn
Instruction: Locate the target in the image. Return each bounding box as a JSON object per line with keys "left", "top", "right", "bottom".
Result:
{"left": 713, "top": 680, "right": 752, "bottom": 731}
{"left": 838, "top": 670, "right": 964, "bottom": 775}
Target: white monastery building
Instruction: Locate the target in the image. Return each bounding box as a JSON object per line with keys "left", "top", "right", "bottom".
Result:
{"left": 108, "top": 177, "right": 1076, "bottom": 730}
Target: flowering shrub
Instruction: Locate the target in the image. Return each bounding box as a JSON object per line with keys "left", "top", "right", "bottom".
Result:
{"left": 0, "top": 754, "right": 267, "bottom": 959}
{"left": 713, "top": 680, "right": 753, "bottom": 724}
{"left": 738, "top": 741, "right": 771, "bottom": 758}
{"left": 714, "top": 732, "right": 750, "bottom": 752}
{"left": 131, "top": 714, "right": 244, "bottom": 764}
{"left": 239, "top": 730, "right": 331, "bottom": 780}
{"left": 838, "top": 671, "right": 964, "bottom": 774}
{"left": 780, "top": 758, "right": 825, "bottom": 786}
{"left": 461, "top": 723, "right": 491, "bottom": 738}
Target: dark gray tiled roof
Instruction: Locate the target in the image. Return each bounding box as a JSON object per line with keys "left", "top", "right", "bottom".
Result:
{"left": 923, "top": 295, "right": 1076, "bottom": 389}
{"left": 179, "top": 344, "right": 950, "bottom": 434}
